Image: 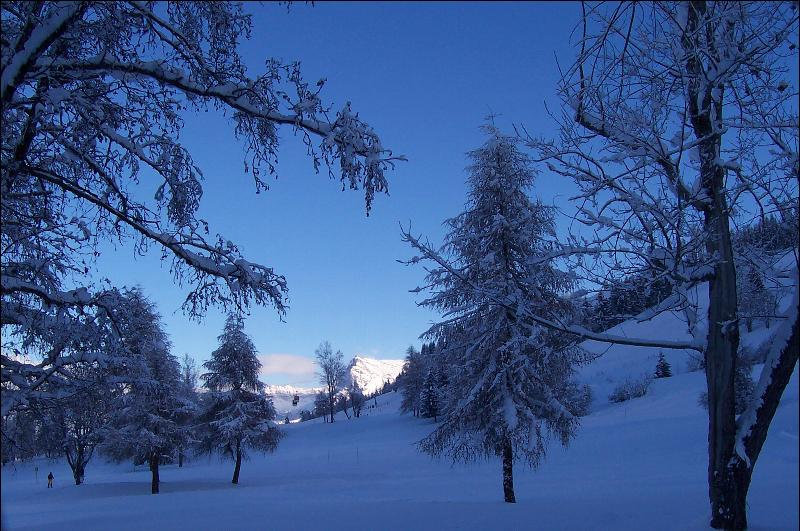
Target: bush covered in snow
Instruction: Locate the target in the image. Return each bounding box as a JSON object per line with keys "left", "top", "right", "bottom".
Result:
{"left": 608, "top": 376, "right": 652, "bottom": 404}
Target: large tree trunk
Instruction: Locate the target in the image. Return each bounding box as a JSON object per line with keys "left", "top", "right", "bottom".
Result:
{"left": 65, "top": 446, "right": 86, "bottom": 485}
{"left": 682, "top": 3, "right": 746, "bottom": 527}
{"left": 178, "top": 449, "right": 184, "bottom": 468}
{"left": 232, "top": 440, "right": 242, "bottom": 484}
{"left": 72, "top": 452, "right": 85, "bottom": 486}
{"left": 149, "top": 453, "right": 160, "bottom": 494}
{"left": 502, "top": 439, "right": 515, "bottom": 503}
{"left": 704, "top": 177, "right": 743, "bottom": 529}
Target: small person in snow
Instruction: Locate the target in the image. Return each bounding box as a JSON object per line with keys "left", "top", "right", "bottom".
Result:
{"left": 47, "top": 472, "right": 54, "bottom": 488}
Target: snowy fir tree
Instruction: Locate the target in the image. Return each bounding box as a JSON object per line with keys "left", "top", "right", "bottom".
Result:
{"left": 196, "top": 315, "right": 281, "bottom": 485}
{"left": 400, "top": 346, "right": 425, "bottom": 417}
{"left": 101, "top": 289, "right": 189, "bottom": 494}
{"left": 177, "top": 354, "right": 201, "bottom": 468}
{"left": 402, "top": 124, "right": 589, "bottom": 503}
{"left": 654, "top": 353, "right": 672, "bottom": 379}
{"left": 419, "top": 369, "right": 440, "bottom": 421}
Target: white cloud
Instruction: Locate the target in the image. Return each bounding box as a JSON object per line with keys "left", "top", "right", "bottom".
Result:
{"left": 258, "top": 353, "right": 316, "bottom": 378}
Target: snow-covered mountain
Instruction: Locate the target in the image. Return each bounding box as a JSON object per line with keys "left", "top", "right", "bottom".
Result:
{"left": 266, "top": 356, "right": 405, "bottom": 419}
{"left": 346, "top": 356, "right": 405, "bottom": 395}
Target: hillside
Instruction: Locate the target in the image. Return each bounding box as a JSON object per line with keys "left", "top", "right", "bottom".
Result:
{"left": 579, "top": 250, "right": 797, "bottom": 404}
{"left": 2, "top": 363, "right": 797, "bottom": 530}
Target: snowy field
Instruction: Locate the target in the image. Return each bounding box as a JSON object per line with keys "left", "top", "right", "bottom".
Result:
{"left": 2, "top": 364, "right": 797, "bottom": 531}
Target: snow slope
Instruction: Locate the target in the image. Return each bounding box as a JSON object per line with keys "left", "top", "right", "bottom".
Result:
{"left": 2, "top": 364, "right": 797, "bottom": 530}
{"left": 579, "top": 251, "right": 797, "bottom": 405}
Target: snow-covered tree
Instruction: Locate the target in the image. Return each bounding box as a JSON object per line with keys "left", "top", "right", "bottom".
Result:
{"left": 419, "top": 368, "right": 440, "bottom": 421}
{"left": 313, "top": 391, "right": 331, "bottom": 423}
{"left": 1, "top": 1, "right": 401, "bottom": 414}
{"left": 348, "top": 380, "right": 366, "bottom": 418}
{"left": 402, "top": 125, "right": 589, "bottom": 503}
{"left": 399, "top": 346, "right": 424, "bottom": 417}
{"left": 737, "top": 267, "right": 776, "bottom": 333}
{"left": 196, "top": 315, "right": 280, "bottom": 485}
{"left": 655, "top": 353, "right": 672, "bottom": 379}
{"left": 101, "top": 289, "right": 188, "bottom": 494}
{"left": 42, "top": 363, "right": 113, "bottom": 484}
{"left": 522, "top": 3, "right": 798, "bottom": 526}
{"left": 176, "top": 354, "right": 200, "bottom": 468}
{"left": 315, "top": 341, "right": 347, "bottom": 423}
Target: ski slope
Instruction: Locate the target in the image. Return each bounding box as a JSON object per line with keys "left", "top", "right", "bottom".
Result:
{"left": 2, "top": 364, "right": 797, "bottom": 530}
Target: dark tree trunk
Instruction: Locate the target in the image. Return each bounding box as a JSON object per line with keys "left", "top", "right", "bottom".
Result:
{"left": 73, "top": 462, "right": 84, "bottom": 485}
{"left": 704, "top": 176, "right": 743, "bottom": 529}
{"left": 329, "top": 393, "right": 335, "bottom": 423}
{"left": 178, "top": 450, "right": 184, "bottom": 468}
{"left": 149, "top": 453, "right": 160, "bottom": 494}
{"left": 683, "top": 4, "right": 743, "bottom": 527}
{"left": 66, "top": 446, "right": 86, "bottom": 485}
{"left": 232, "top": 441, "right": 242, "bottom": 484}
{"left": 502, "top": 439, "right": 515, "bottom": 503}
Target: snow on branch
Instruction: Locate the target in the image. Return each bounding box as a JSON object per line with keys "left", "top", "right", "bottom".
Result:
{"left": 400, "top": 225, "right": 702, "bottom": 352}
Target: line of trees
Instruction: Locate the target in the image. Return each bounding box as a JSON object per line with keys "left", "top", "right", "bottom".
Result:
{"left": 2, "top": 292, "right": 281, "bottom": 493}
{"left": 2, "top": 0, "right": 397, "bottom": 432}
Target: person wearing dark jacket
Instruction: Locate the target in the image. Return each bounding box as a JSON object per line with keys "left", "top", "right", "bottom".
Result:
{"left": 47, "top": 472, "right": 54, "bottom": 488}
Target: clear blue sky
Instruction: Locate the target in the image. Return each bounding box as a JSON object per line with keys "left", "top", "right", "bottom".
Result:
{"left": 95, "top": 2, "right": 583, "bottom": 387}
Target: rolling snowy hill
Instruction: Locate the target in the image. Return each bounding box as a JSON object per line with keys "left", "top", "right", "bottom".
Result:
{"left": 578, "top": 250, "right": 797, "bottom": 405}
{"left": 2, "top": 363, "right": 796, "bottom": 530}
{"left": 3, "top": 259, "right": 796, "bottom": 530}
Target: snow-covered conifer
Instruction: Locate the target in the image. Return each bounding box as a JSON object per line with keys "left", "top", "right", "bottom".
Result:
{"left": 654, "top": 353, "right": 672, "bottom": 379}
{"left": 419, "top": 369, "right": 440, "bottom": 421}
{"left": 402, "top": 124, "right": 588, "bottom": 503}
{"left": 101, "top": 289, "right": 188, "bottom": 494}
{"left": 399, "top": 346, "right": 425, "bottom": 417}
{"left": 177, "top": 354, "right": 201, "bottom": 467}
{"left": 196, "top": 315, "right": 281, "bottom": 485}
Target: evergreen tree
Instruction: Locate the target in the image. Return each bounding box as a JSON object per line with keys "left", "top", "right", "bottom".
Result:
{"left": 419, "top": 369, "right": 440, "bottom": 421}
{"left": 177, "top": 354, "right": 200, "bottom": 467}
{"left": 737, "top": 266, "right": 776, "bottom": 332}
{"left": 402, "top": 125, "right": 587, "bottom": 503}
{"left": 101, "top": 288, "right": 188, "bottom": 494}
{"left": 654, "top": 353, "right": 672, "bottom": 379}
{"left": 400, "top": 346, "right": 425, "bottom": 417}
{"left": 196, "top": 315, "right": 281, "bottom": 484}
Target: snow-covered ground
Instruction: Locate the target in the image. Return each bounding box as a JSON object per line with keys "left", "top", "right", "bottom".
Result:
{"left": 2, "top": 363, "right": 797, "bottom": 530}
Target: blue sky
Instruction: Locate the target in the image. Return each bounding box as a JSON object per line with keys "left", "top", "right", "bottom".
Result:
{"left": 95, "top": 2, "right": 583, "bottom": 387}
